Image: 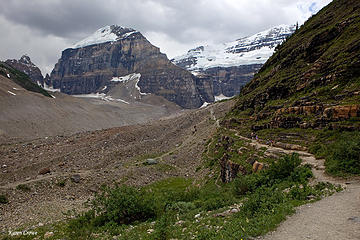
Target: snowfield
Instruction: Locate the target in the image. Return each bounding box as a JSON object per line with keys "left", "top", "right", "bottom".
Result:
{"left": 172, "top": 24, "right": 295, "bottom": 70}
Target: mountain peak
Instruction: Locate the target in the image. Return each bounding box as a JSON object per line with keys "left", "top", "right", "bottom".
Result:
{"left": 5, "top": 54, "right": 44, "bottom": 85}
{"left": 72, "top": 25, "right": 139, "bottom": 49}
{"left": 19, "top": 55, "right": 34, "bottom": 66}
{"left": 172, "top": 24, "right": 296, "bottom": 71}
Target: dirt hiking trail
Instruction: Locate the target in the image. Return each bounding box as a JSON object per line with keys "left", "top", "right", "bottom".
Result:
{"left": 238, "top": 134, "right": 360, "bottom": 240}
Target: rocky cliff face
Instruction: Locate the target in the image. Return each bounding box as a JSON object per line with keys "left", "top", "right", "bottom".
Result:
{"left": 172, "top": 25, "right": 295, "bottom": 98}
{"left": 48, "top": 25, "right": 213, "bottom": 108}
{"left": 6, "top": 55, "right": 44, "bottom": 86}
{"left": 198, "top": 65, "right": 263, "bottom": 97}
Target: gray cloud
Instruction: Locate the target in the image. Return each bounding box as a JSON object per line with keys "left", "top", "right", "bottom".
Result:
{"left": 0, "top": 0, "right": 332, "bottom": 74}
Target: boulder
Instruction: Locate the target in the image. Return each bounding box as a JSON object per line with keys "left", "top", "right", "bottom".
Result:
{"left": 38, "top": 168, "right": 51, "bottom": 175}
{"left": 44, "top": 232, "right": 54, "bottom": 239}
{"left": 252, "top": 161, "right": 264, "bottom": 173}
{"left": 144, "top": 159, "right": 158, "bottom": 165}
{"left": 70, "top": 174, "right": 81, "bottom": 183}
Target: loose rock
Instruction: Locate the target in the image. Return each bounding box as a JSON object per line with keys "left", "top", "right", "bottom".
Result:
{"left": 38, "top": 168, "right": 51, "bottom": 175}
{"left": 70, "top": 174, "right": 81, "bottom": 183}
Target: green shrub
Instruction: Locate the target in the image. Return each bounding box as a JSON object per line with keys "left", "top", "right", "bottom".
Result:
{"left": 325, "top": 132, "right": 360, "bottom": 176}
{"left": 201, "top": 196, "right": 233, "bottom": 211}
{"left": 0, "top": 194, "right": 8, "bottom": 204}
{"left": 92, "top": 185, "right": 156, "bottom": 225}
{"left": 241, "top": 187, "right": 287, "bottom": 217}
{"left": 266, "top": 153, "right": 302, "bottom": 182}
{"left": 234, "top": 175, "right": 249, "bottom": 195}
{"left": 167, "top": 201, "right": 196, "bottom": 214}
{"left": 56, "top": 179, "right": 66, "bottom": 187}
{"left": 153, "top": 211, "right": 176, "bottom": 240}
{"left": 236, "top": 154, "right": 305, "bottom": 194}
{"left": 66, "top": 210, "right": 95, "bottom": 239}
{"left": 288, "top": 184, "right": 314, "bottom": 201}
{"left": 289, "top": 164, "right": 313, "bottom": 183}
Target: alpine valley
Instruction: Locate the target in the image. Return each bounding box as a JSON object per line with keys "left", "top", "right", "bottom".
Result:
{"left": 1, "top": 0, "right": 360, "bottom": 239}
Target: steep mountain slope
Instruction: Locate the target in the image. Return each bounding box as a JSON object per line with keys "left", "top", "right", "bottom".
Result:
{"left": 5, "top": 55, "right": 44, "bottom": 86}
{"left": 226, "top": 0, "right": 360, "bottom": 138}
{"left": 172, "top": 25, "right": 295, "bottom": 97}
{"left": 0, "top": 62, "right": 51, "bottom": 98}
{"left": 48, "top": 25, "right": 213, "bottom": 108}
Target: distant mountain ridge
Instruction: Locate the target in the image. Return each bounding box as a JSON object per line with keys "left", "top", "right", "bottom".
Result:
{"left": 172, "top": 25, "right": 296, "bottom": 98}
{"left": 172, "top": 24, "right": 296, "bottom": 71}
{"left": 46, "top": 25, "right": 213, "bottom": 108}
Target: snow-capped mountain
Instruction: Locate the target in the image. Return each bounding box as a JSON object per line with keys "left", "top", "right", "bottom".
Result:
{"left": 72, "top": 25, "right": 139, "bottom": 49}
{"left": 48, "top": 25, "right": 213, "bottom": 109}
{"left": 172, "top": 24, "right": 296, "bottom": 71}
{"left": 172, "top": 24, "right": 296, "bottom": 98}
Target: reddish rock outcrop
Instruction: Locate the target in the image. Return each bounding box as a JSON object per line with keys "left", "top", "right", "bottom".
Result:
{"left": 276, "top": 105, "right": 324, "bottom": 116}
{"left": 323, "top": 105, "right": 360, "bottom": 120}
{"left": 252, "top": 161, "right": 264, "bottom": 173}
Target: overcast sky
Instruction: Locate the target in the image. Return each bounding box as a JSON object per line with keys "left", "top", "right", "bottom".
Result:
{"left": 0, "top": 0, "right": 332, "bottom": 75}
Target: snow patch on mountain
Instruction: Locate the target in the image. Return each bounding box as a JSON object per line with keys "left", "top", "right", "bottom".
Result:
{"left": 200, "top": 102, "right": 211, "bottom": 108}
{"left": 215, "top": 94, "right": 233, "bottom": 102}
{"left": 7, "top": 91, "right": 16, "bottom": 96}
{"left": 111, "top": 73, "right": 141, "bottom": 83}
{"left": 172, "top": 24, "right": 295, "bottom": 71}
{"left": 42, "top": 82, "right": 61, "bottom": 92}
{"left": 73, "top": 93, "right": 130, "bottom": 104}
{"left": 111, "top": 73, "right": 149, "bottom": 96}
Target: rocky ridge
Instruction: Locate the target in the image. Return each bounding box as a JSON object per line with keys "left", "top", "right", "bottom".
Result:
{"left": 47, "top": 25, "right": 213, "bottom": 108}
{"left": 5, "top": 55, "right": 44, "bottom": 86}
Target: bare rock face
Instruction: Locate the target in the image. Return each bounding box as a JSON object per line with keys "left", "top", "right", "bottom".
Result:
{"left": 217, "top": 135, "right": 247, "bottom": 183}
{"left": 6, "top": 55, "right": 44, "bottom": 85}
{"left": 323, "top": 105, "right": 360, "bottom": 120}
{"left": 251, "top": 104, "right": 360, "bottom": 131}
{"left": 48, "top": 25, "right": 213, "bottom": 108}
{"left": 199, "top": 65, "right": 262, "bottom": 97}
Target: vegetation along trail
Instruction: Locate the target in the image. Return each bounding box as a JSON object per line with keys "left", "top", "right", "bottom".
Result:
{"left": 237, "top": 134, "right": 360, "bottom": 240}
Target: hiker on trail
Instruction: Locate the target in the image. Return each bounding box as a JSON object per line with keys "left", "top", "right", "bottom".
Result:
{"left": 256, "top": 135, "right": 259, "bottom": 141}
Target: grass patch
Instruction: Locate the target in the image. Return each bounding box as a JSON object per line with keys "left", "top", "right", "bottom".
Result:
{"left": 0, "top": 194, "right": 9, "bottom": 204}
{"left": 153, "top": 163, "right": 176, "bottom": 172}
{"left": 16, "top": 184, "right": 31, "bottom": 192}
{"left": 56, "top": 179, "right": 67, "bottom": 187}
{"left": 310, "top": 131, "right": 360, "bottom": 176}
